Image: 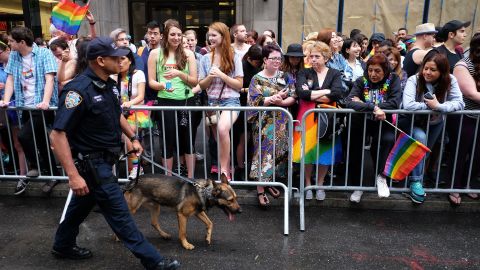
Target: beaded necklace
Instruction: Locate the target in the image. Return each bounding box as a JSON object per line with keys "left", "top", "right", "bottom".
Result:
{"left": 363, "top": 74, "right": 391, "bottom": 105}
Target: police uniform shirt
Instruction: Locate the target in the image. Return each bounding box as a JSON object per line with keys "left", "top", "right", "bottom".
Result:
{"left": 53, "top": 67, "right": 122, "bottom": 153}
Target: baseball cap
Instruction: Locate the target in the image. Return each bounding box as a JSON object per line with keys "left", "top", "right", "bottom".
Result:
{"left": 439, "top": 20, "right": 471, "bottom": 39}
{"left": 87, "top": 36, "right": 130, "bottom": 60}
{"left": 370, "top": 33, "right": 386, "bottom": 42}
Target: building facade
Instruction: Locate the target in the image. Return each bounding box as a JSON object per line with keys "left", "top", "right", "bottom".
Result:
{"left": 3, "top": 0, "right": 480, "bottom": 49}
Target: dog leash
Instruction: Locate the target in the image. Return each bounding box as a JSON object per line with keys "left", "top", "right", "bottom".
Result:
{"left": 119, "top": 149, "right": 200, "bottom": 187}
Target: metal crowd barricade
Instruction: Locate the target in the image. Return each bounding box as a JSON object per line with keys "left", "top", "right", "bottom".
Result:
{"left": 298, "top": 108, "right": 480, "bottom": 231}
{"left": 0, "top": 106, "right": 68, "bottom": 182}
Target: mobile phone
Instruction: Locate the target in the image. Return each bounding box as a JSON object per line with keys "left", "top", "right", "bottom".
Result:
{"left": 165, "top": 81, "right": 172, "bottom": 90}
{"left": 423, "top": 92, "right": 434, "bottom": 100}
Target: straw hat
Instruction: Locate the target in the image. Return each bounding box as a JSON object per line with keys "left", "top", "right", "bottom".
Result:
{"left": 414, "top": 23, "right": 437, "bottom": 35}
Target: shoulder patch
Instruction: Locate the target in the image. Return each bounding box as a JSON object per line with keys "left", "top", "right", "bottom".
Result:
{"left": 65, "top": 91, "right": 83, "bottom": 109}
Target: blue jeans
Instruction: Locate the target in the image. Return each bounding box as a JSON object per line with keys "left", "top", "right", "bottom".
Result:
{"left": 409, "top": 122, "right": 444, "bottom": 182}
{"left": 53, "top": 159, "right": 163, "bottom": 270}
{"left": 208, "top": 97, "right": 241, "bottom": 116}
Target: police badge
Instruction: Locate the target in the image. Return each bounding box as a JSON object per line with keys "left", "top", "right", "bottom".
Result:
{"left": 65, "top": 91, "right": 83, "bottom": 109}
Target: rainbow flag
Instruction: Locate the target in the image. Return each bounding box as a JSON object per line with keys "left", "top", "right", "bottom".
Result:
{"left": 51, "top": 0, "right": 89, "bottom": 35}
{"left": 383, "top": 132, "right": 431, "bottom": 181}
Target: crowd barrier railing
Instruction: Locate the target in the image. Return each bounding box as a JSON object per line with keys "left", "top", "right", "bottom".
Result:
{"left": 1, "top": 107, "right": 479, "bottom": 234}
{"left": 0, "top": 106, "right": 293, "bottom": 235}
{"left": 298, "top": 108, "right": 480, "bottom": 231}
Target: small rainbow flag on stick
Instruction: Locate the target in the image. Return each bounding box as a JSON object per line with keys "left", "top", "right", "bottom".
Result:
{"left": 383, "top": 131, "right": 431, "bottom": 181}
{"left": 51, "top": 0, "right": 90, "bottom": 35}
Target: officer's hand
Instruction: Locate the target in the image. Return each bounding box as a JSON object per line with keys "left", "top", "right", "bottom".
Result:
{"left": 70, "top": 174, "right": 89, "bottom": 196}
{"left": 36, "top": 101, "right": 49, "bottom": 110}
{"left": 132, "top": 140, "right": 143, "bottom": 156}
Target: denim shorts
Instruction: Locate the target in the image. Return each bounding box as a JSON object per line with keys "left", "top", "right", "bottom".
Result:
{"left": 208, "top": 97, "right": 241, "bottom": 116}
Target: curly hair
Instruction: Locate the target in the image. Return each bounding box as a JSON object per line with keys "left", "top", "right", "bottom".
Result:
{"left": 309, "top": 41, "right": 332, "bottom": 61}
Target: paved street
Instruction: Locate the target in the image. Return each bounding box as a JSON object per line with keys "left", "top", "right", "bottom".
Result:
{"left": 0, "top": 195, "right": 479, "bottom": 270}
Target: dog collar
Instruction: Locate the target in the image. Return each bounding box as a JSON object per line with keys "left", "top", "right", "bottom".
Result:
{"left": 195, "top": 183, "right": 214, "bottom": 211}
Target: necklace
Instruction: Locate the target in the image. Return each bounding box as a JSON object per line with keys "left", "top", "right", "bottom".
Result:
{"left": 363, "top": 74, "right": 391, "bottom": 104}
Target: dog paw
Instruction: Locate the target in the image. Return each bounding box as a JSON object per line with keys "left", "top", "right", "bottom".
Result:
{"left": 182, "top": 242, "right": 195, "bottom": 250}
{"left": 206, "top": 236, "right": 211, "bottom": 245}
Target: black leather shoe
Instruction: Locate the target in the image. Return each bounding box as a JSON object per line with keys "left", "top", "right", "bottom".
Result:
{"left": 51, "top": 245, "right": 92, "bottom": 260}
{"left": 155, "top": 258, "right": 180, "bottom": 270}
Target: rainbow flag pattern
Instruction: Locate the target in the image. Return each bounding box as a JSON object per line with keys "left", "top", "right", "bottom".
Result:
{"left": 383, "top": 132, "right": 431, "bottom": 181}
{"left": 51, "top": 0, "right": 89, "bottom": 35}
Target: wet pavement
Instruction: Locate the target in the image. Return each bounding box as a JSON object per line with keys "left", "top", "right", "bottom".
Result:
{"left": 1, "top": 195, "right": 480, "bottom": 270}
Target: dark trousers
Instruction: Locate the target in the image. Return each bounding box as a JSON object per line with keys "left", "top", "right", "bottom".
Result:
{"left": 346, "top": 115, "right": 396, "bottom": 186}
{"left": 53, "top": 158, "right": 163, "bottom": 270}
{"left": 19, "top": 110, "right": 58, "bottom": 174}
{"left": 446, "top": 115, "right": 480, "bottom": 188}
{"left": 156, "top": 98, "right": 195, "bottom": 159}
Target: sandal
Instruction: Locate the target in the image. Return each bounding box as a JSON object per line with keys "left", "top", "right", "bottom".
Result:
{"left": 257, "top": 192, "right": 270, "bottom": 208}
{"left": 266, "top": 186, "right": 281, "bottom": 198}
{"left": 467, "top": 193, "right": 479, "bottom": 200}
{"left": 448, "top": 193, "right": 461, "bottom": 206}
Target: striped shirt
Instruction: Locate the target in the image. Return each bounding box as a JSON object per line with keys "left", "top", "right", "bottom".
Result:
{"left": 455, "top": 57, "right": 480, "bottom": 112}
{"left": 5, "top": 43, "right": 58, "bottom": 107}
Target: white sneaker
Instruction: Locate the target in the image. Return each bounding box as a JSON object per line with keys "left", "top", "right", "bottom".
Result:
{"left": 128, "top": 166, "right": 144, "bottom": 180}
{"left": 350, "top": 191, "right": 363, "bottom": 203}
{"left": 316, "top": 190, "right": 326, "bottom": 201}
{"left": 305, "top": 190, "right": 313, "bottom": 200}
{"left": 376, "top": 174, "right": 390, "bottom": 198}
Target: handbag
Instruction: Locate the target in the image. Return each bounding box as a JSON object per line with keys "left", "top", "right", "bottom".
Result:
{"left": 205, "top": 81, "right": 226, "bottom": 127}
{"left": 316, "top": 103, "right": 345, "bottom": 140}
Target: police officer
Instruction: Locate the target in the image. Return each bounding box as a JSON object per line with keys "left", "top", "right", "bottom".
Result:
{"left": 49, "top": 37, "right": 180, "bottom": 270}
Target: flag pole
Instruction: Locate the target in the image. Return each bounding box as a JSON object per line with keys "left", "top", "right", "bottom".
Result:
{"left": 382, "top": 118, "right": 420, "bottom": 142}
{"left": 383, "top": 118, "right": 429, "bottom": 149}
{"left": 383, "top": 119, "right": 407, "bottom": 134}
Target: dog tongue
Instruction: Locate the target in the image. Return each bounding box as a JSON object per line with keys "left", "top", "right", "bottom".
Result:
{"left": 228, "top": 212, "right": 235, "bottom": 222}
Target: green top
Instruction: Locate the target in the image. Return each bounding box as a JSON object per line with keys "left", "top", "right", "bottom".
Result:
{"left": 156, "top": 50, "right": 193, "bottom": 100}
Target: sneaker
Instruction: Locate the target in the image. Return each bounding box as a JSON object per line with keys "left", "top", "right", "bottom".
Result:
{"left": 305, "top": 190, "right": 313, "bottom": 200}
{"left": 195, "top": 152, "right": 204, "bottom": 161}
{"left": 42, "top": 180, "right": 58, "bottom": 194}
{"left": 128, "top": 166, "right": 144, "bottom": 180}
{"left": 407, "top": 181, "right": 425, "bottom": 204}
{"left": 376, "top": 174, "right": 390, "bottom": 198}
{"left": 14, "top": 179, "right": 29, "bottom": 195}
{"left": 350, "top": 191, "right": 363, "bottom": 203}
{"left": 316, "top": 190, "right": 326, "bottom": 201}
{"left": 26, "top": 169, "right": 39, "bottom": 178}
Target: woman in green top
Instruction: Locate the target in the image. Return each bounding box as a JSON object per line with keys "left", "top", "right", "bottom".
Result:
{"left": 147, "top": 20, "right": 198, "bottom": 178}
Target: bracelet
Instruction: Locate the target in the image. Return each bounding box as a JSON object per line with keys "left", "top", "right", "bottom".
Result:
{"left": 130, "top": 134, "right": 140, "bottom": 142}
{"left": 89, "top": 21, "right": 96, "bottom": 25}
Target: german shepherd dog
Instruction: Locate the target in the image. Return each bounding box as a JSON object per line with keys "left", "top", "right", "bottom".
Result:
{"left": 123, "top": 173, "right": 241, "bottom": 250}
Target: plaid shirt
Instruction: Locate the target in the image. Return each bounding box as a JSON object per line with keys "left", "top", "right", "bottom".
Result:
{"left": 5, "top": 43, "right": 58, "bottom": 107}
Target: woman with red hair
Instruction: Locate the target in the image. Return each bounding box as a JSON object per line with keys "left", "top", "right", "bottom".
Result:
{"left": 199, "top": 22, "right": 244, "bottom": 180}
{"left": 346, "top": 53, "right": 403, "bottom": 203}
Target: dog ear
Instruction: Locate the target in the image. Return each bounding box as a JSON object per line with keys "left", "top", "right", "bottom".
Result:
{"left": 220, "top": 173, "right": 229, "bottom": 184}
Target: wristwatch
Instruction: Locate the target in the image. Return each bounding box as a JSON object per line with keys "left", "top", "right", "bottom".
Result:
{"left": 130, "top": 134, "right": 140, "bottom": 142}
